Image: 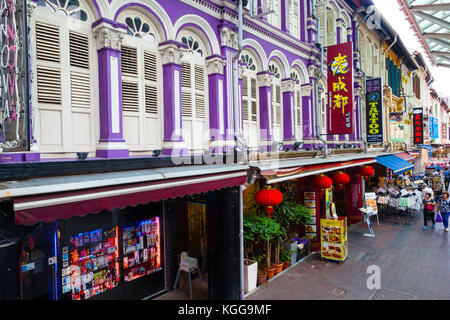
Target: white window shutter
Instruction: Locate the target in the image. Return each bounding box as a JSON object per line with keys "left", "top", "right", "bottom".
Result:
{"left": 69, "top": 31, "right": 89, "bottom": 69}
{"left": 35, "top": 22, "right": 60, "bottom": 63}
{"left": 122, "top": 81, "right": 139, "bottom": 112}
{"left": 70, "top": 71, "right": 90, "bottom": 108}
{"left": 37, "top": 66, "right": 61, "bottom": 104}
{"left": 121, "top": 46, "right": 138, "bottom": 76}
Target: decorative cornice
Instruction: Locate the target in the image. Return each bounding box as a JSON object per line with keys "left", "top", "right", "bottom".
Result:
{"left": 257, "top": 71, "right": 273, "bottom": 87}
{"left": 93, "top": 26, "right": 124, "bottom": 50}
{"left": 281, "top": 79, "right": 296, "bottom": 93}
{"left": 206, "top": 56, "right": 226, "bottom": 75}
{"left": 307, "top": 64, "right": 320, "bottom": 79}
{"left": 220, "top": 26, "right": 239, "bottom": 50}
{"left": 301, "top": 84, "right": 313, "bottom": 96}
{"left": 159, "top": 42, "right": 187, "bottom": 66}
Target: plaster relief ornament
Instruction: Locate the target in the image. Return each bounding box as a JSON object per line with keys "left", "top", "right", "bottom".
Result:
{"left": 206, "top": 57, "right": 226, "bottom": 75}
{"left": 94, "top": 26, "right": 124, "bottom": 50}
{"left": 159, "top": 43, "right": 185, "bottom": 66}
{"left": 220, "top": 27, "right": 238, "bottom": 49}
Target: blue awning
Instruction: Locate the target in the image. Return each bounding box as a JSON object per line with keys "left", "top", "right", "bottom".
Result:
{"left": 418, "top": 145, "right": 435, "bottom": 151}
{"left": 376, "top": 155, "right": 414, "bottom": 175}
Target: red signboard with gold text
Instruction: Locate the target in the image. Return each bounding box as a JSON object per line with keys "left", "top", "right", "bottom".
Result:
{"left": 327, "top": 42, "right": 354, "bottom": 134}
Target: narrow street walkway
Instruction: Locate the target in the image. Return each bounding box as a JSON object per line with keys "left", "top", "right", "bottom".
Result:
{"left": 247, "top": 215, "right": 450, "bottom": 300}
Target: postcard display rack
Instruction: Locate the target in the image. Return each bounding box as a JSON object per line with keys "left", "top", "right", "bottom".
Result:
{"left": 320, "top": 217, "right": 348, "bottom": 262}
{"left": 122, "top": 217, "right": 162, "bottom": 282}
{"left": 64, "top": 227, "right": 120, "bottom": 300}
{"left": 303, "top": 191, "right": 318, "bottom": 242}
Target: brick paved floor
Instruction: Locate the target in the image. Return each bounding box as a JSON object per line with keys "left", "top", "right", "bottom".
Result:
{"left": 246, "top": 214, "right": 450, "bottom": 300}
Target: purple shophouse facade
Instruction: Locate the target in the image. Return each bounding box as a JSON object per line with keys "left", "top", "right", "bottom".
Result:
{"left": 0, "top": 0, "right": 366, "bottom": 163}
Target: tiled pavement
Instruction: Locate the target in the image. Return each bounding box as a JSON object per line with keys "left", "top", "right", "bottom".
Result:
{"left": 246, "top": 214, "right": 450, "bottom": 300}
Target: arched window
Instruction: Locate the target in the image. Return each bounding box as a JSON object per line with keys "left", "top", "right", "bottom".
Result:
{"left": 326, "top": 8, "right": 337, "bottom": 46}
{"left": 269, "top": 61, "right": 283, "bottom": 143}
{"left": 33, "top": 0, "right": 96, "bottom": 154}
{"left": 178, "top": 31, "right": 208, "bottom": 152}
{"left": 289, "top": 0, "right": 300, "bottom": 38}
{"left": 118, "top": 11, "right": 162, "bottom": 153}
{"left": 290, "top": 70, "right": 303, "bottom": 141}
{"left": 267, "top": 0, "right": 281, "bottom": 29}
{"left": 240, "top": 51, "right": 259, "bottom": 149}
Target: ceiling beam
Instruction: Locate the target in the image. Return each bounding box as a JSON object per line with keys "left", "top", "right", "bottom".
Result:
{"left": 437, "top": 63, "right": 450, "bottom": 69}
{"left": 435, "top": 54, "right": 450, "bottom": 63}
{"left": 413, "top": 11, "right": 450, "bottom": 30}
{"left": 427, "top": 37, "right": 450, "bottom": 50}
{"left": 410, "top": 3, "right": 450, "bottom": 12}
{"left": 431, "top": 51, "right": 450, "bottom": 58}
{"left": 423, "top": 33, "right": 450, "bottom": 40}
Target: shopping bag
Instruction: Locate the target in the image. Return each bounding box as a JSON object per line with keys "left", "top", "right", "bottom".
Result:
{"left": 436, "top": 212, "right": 443, "bottom": 223}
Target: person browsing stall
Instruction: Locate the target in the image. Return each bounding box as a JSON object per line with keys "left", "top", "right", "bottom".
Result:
{"left": 423, "top": 193, "right": 436, "bottom": 230}
{"left": 438, "top": 191, "right": 450, "bottom": 232}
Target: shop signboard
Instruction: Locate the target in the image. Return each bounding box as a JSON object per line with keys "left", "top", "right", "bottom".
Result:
{"left": 389, "top": 112, "right": 404, "bottom": 143}
{"left": 320, "top": 217, "right": 348, "bottom": 262}
{"left": 433, "top": 117, "right": 439, "bottom": 140}
{"left": 413, "top": 108, "right": 424, "bottom": 145}
{"left": 366, "top": 78, "right": 383, "bottom": 143}
{"left": 327, "top": 42, "right": 353, "bottom": 134}
{"left": 0, "top": 0, "right": 30, "bottom": 151}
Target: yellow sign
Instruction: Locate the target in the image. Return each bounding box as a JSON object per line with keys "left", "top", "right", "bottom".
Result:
{"left": 320, "top": 218, "right": 348, "bottom": 262}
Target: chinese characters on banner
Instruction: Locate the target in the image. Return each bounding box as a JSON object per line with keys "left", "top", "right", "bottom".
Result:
{"left": 413, "top": 108, "right": 424, "bottom": 145}
{"left": 366, "top": 78, "right": 383, "bottom": 143}
{"left": 327, "top": 42, "right": 353, "bottom": 134}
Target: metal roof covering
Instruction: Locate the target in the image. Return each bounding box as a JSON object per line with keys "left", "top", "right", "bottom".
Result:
{"left": 398, "top": 0, "right": 450, "bottom": 68}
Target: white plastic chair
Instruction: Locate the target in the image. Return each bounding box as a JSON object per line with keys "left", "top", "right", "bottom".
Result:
{"left": 173, "top": 251, "right": 203, "bottom": 298}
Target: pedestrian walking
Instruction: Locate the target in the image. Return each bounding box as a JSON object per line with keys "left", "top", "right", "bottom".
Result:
{"left": 438, "top": 191, "right": 450, "bottom": 232}
{"left": 445, "top": 167, "right": 450, "bottom": 189}
{"left": 423, "top": 193, "right": 436, "bottom": 230}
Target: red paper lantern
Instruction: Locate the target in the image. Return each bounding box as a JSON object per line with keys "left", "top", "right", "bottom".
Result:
{"left": 358, "top": 165, "right": 375, "bottom": 180}
{"left": 311, "top": 174, "right": 333, "bottom": 190}
{"left": 311, "top": 174, "right": 333, "bottom": 198}
{"left": 255, "top": 186, "right": 283, "bottom": 218}
{"left": 331, "top": 171, "right": 350, "bottom": 190}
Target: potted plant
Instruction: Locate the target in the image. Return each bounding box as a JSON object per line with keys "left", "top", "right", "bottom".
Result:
{"left": 271, "top": 200, "right": 311, "bottom": 268}
{"left": 254, "top": 255, "right": 267, "bottom": 286}
{"left": 243, "top": 214, "right": 259, "bottom": 293}
{"left": 279, "top": 247, "right": 291, "bottom": 270}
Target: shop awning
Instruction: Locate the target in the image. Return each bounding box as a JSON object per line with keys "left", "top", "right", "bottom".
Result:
{"left": 418, "top": 144, "right": 436, "bottom": 151}
{"left": 376, "top": 155, "right": 414, "bottom": 175}
{"left": 394, "top": 152, "right": 416, "bottom": 162}
{"left": 260, "top": 158, "right": 376, "bottom": 184}
{"left": 2, "top": 164, "right": 248, "bottom": 226}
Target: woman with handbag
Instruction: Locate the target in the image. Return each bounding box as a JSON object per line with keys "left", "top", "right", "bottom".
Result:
{"left": 422, "top": 193, "right": 436, "bottom": 230}
{"left": 437, "top": 191, "right": 450, "bottom": 232}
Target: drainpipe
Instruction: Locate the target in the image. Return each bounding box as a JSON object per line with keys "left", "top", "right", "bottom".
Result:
{"left": 311, "top": 3, "right": 328, "bottom": 158}
{"left": 354, "top": 9, "right": 373, "bottom": 154}
{"left": 232, "top": 0, "right": 245, "bottom": 301}
{"left": 382, "top": 34, "right": 397, "bottom": 55}
{"left": 233, "top": 0, "right": 247, "bottom": 164}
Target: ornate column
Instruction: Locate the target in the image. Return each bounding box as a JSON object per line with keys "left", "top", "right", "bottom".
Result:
{"left": 281, "top": 78, "right": 296, "bottom": 149}
{"left": 206, "top": 55, "right": 228, "bottom": 153}
{"left": 159, "top": 41, "right": 187, "bottom": 156}
{"left": 301, "top": 83, "right": 314, "bottom": 140}
{"left": 94, "top": 25, "right": 129, "bottom": 158}
{"left": 257, "top": 71, "right": 273, "bottom": 152}
{"left": 219, "top": 25, "right": 239, "bottom": 145}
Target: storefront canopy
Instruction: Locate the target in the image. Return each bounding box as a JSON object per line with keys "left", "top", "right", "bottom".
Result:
{"left": 376, "top": 155, "right": 414, "bottom": 175}
{"left": 418, "top": 144, "right": 436, "bottom": 151}
{"left": 259, "top": 158, "right": 376, "bottom": 184}
{"left": 1, "top": 164, "right": 248, "bottom": 226}
{"left": 394, "top": 152, "right": 416, "bottom": 162}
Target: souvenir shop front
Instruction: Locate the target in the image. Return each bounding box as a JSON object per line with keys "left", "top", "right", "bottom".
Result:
{"left": 247, "top": 157, "right": 376, "bottom": 252}
{"left": 372, "top": 154, "right": 415, "bottom": 189}
{"left": 0, "top": 165, "right": 248, "bottom": 300}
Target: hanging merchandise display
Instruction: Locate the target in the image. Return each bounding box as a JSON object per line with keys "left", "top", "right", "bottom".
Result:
{"left": 320, "top": 217, "right": 348, "bottom": 262}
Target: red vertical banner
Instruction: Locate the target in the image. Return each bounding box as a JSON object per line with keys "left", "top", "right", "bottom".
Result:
{"left": 327, "top": 42, "right": 354, "bottom": 134}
